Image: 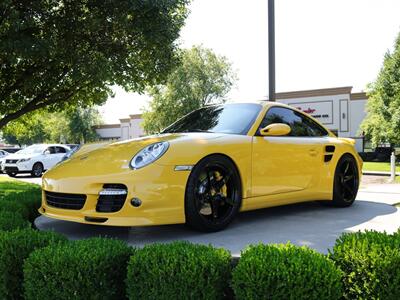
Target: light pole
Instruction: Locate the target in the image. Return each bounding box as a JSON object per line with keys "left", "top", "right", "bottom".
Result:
{"left": 268, "top": 0, "right": 275, "bottom": 101}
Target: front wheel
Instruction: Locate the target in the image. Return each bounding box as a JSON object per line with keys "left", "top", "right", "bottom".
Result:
{"left": 185, "top": 155, "right": 242, "bottom": 232}
{"left": 31, "top": 162, "right": 44, "bottom": 177}
{"left": 332, "top": 154, "right": 359, "bottom": 207}
{"left": 7, "top": 172, "right": 17, "bottom": 177}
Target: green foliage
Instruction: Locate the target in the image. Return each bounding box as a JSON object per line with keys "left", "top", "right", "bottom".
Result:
{"left": 6, "top": 190, "right": 42, "bottom": 223}
{"left": 126, "top": 241, "right": 231, "bottom": 300}
{"left": 142, "top": 45, "right": 236, "bottom": 133}
{"left": 232, "top": 243, "right": 343, "bottom": 300}
{"left": 24, "top": 238, "right": 133, "bottom": 300}
{"left": 361, "top": 32, "right": 400, "bottom": 146}
{"left": 329, "top": 231, "right": 400, "bottom": 300}
{"left": 0, "top": 211, "right": 30, "bottom": 231}
{"left": 2, "top": 106, "right": 102, "bottom": 145}
{"left": 0, "top": 0, "right": 190, "bottom": 129}
{"left": 0, "top": 200, "right": 30, "bottom": 220}
{"left": 0, "top": 228, "right": 66, "bottom": 300}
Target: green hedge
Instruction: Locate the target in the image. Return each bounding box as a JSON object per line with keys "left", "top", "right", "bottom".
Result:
{"left": 329, "top": 231, "right": 400, "bottom": 299}
{"left": 0, "top": 211, "right": 30, "bottom": 231}
{"left": 126, "top": 241, "right": 231, "bottom": 300}
{"left": 3, "top": 190, "right": 42, "bottom": 223}
{"left": 0, "top": 200, "right": 30, "bottom": 220}
{"left": 232, "top": 243, "right": 343, "bottom": 300}
{"left": 0, "top": 228, "right": 66, "bottom": 300}
{"left": 23, "top": 237, "right": 133, "bottom": 300}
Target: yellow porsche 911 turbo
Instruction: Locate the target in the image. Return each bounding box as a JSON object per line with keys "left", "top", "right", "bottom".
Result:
{"left": 40, "top": 101, "right": 362, "bottom": 232}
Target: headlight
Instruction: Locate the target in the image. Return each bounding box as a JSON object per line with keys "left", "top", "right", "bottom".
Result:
{"left": 130, "top": 142, "right": 169, "bottom": 169}
{"left": 18, "top": 158, "right": 30, "bottom": 163}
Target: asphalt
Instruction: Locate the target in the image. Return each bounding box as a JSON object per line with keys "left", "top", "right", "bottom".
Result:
{"left": 33, "top": 183, "right": 400, "bottom": 256}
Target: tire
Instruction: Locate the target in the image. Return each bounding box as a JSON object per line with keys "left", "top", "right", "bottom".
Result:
{"left": 31, "top": 162, "right": 44, "bottom": 177}
{"left": 331, "top": 154, "right": 359, "bottom": 207}
{"left": 185, "top": 154, "right": 242, "bottom": 232}
{"left": 7, "top": 172, "right": 17, "bottom": 177}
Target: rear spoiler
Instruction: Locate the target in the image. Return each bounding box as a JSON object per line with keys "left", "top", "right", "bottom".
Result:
{"left": 338, "top": 138, "right": 356, "bottom": 146}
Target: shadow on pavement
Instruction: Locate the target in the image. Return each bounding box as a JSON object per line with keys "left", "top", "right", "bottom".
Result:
{"left": 35, "top": 199, "right": 398, "bottom": 255}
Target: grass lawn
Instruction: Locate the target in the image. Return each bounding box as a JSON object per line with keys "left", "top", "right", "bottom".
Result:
{"left": 362, "top": 162, "right": 400, "bottom": 173}
{"left": 0, "top": 176, "right": 40, "bottom": 198}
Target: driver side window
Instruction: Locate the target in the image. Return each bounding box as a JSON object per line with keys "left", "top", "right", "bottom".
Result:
{"left": 258, "top": 107, "right": 328, "bottom": 137}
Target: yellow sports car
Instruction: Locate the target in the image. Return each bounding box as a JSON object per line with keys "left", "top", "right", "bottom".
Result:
{"left": 40, "top": 102, "right": 362, "bottom": 232}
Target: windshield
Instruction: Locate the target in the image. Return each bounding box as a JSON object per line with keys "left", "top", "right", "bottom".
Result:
{"left": 17, "top": 145, "right": 46, "bottom": 155}
{"left": 162, "top": 103, "right": 262, "bottom": 135}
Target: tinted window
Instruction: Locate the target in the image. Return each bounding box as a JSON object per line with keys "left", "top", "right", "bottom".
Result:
{"left": 258, "top": 107, "right": 328, "bottom": 137}
{"left": 55, "top": 147, "right": 67, "bottom": 154}
{"left": 163, "top": 103, "right": 262, "bottom": 135}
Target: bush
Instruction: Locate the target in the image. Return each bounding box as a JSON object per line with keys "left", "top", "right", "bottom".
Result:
{"left": 5, "top": 190, "right": 42, "bottom": 223}
{"left": 0, "top": 228, "right": 66, "bottom": 300}
{"left": 126, "top": 241, "right": 231, "bottom": 300}
{"left": 232, "top": 243, "right": 343, "bottom": 300}
{"left": 0, "top": 200, "right": 30, "bottom": 220}
{"left": 329, "top": 231, "right": 400, "bottom": 299}
{"left": 24, "top": 237, "right": 133, "bottom": 300}
{"left": 0, "top": 211, "right": 30, "bottom": 231}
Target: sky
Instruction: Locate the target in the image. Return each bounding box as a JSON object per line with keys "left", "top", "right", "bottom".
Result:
{"left": 100, "top": 0, "right": 400, "bottom": 124}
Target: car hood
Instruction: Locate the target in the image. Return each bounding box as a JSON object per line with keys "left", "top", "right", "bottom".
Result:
{"left": 47, "top": 133, "right": 225, "bottom": 176}
{"left": 5, "top": 153, "right": 40, "bottom": 160}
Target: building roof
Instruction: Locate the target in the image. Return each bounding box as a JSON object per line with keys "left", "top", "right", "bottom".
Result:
{"left": 94, "top": 124, "right": 120, "bottom": 129}
{"left": 129, "top": 114, "right": 142, "bottom": 119}
{"left": 350, "top": 92, "right": 368, "bottom": 101}
{"left": 275, "top": 86, "right": 353, "bottom": 100}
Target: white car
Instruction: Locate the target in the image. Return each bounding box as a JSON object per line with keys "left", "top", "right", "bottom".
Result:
{"left": 0, "top": 150, "right": 10, "bottom": 173}
{"left": 3, "top": 144, "right": 70, "bottom": 177}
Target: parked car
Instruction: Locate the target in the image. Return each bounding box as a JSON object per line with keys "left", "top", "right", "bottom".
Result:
{"left": 3, "top": 144, "right": 70, "bottom": 177}
{"left": 40, "top": 102, "right": 362, "bottom": 232}
{"left": 0, "top": 150, "right": 9, "bottom": 174}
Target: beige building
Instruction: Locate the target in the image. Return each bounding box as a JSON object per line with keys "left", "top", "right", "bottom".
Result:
{"left": 95, "top": 86, "right": 368, "bottom": 151}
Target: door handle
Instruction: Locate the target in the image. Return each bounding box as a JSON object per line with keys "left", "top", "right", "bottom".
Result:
{"left": 309, "top": 149, "right": 318, "bottom": 156}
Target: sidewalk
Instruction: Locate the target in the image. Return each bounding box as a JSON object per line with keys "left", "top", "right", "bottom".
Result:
{"left": 362, "top": 170, "right": 400, "bottom": 176}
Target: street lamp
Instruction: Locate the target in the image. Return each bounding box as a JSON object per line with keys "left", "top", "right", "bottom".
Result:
{"left": 268, "top": 0, "right": 275, "bottom": 101}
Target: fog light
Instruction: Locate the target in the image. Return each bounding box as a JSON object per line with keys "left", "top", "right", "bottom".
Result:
{"left": 131, "top": 198, "right": 142, "bottom": 207}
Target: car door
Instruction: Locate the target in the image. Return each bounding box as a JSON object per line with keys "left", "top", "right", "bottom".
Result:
{"left": 251, "top": 106, "right": 327, "bottom": 197}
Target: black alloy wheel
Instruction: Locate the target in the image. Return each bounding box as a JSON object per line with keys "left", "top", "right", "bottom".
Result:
{"left": 31, "top": 163, "right": 44, "bottom": 178}
{"left": 332, "top": 154, "right": 359, "bottom": 207}
{"left": 185, "top": 155, "right": 242, "bottom": 232}
{"left": 7, "top": 172, "right": 17, "bottom": 178}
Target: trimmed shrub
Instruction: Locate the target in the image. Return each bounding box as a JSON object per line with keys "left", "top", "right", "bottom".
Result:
{"left": 126, "top": 241, "right": 231, "bottom": 300}
{"left": 5, "top": 190, "right": 42, "bottom": 223}
{"left": 0, "top": 228, "right": 66, "bottom": 300}
{"left": 0, "top": 211, "right": 30, "bottom": 231}
{"left": 232, "top": 243, "right": 343, "bottom": 300}
{"left": 329, "top": 231, "right": 400, "bottom": 299}
{"left": 0, "top": 200, "right": 30, "bottom": 220}
{"left": 24, "top": 237, "right": 133, "bottom": 300}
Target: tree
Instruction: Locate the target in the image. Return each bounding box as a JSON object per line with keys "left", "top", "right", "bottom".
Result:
{"left": 142, "top": 46, "right": 236, "bottom": 133}
{"left": 361, "top": 32, "right": 400, "bottom": 146}
{"left": 0, "top": 0, "right": 190, "bottom": 130}
{"left": 1, "top": 107, "right": 102, "bottom": 145}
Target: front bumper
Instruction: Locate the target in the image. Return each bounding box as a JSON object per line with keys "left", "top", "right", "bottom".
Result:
{"left": 40, "top": 163, "right": 190, "bottom": 226}
{"left": 3, "top": 162, "right": 32, "bottom": 173}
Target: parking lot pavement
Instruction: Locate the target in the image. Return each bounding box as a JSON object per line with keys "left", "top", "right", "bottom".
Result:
{"left": 0, "top": 173, "right": 42, "bottom": 185}
{"left": 35, "top": 182, "right": 400, "bottom": 256}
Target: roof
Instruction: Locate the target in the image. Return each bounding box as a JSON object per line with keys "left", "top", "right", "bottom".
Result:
{"left": 94, "top": 124, "right": 120, "bottom": 129}
{"left": 350, "top": 92, "right": 368, "bottom": 101}
{"left": 275, "top": 86, "right": 353, "bottom": 100}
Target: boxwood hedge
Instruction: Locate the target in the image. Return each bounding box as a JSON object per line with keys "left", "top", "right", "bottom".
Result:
{"left": 23, "top": 237, "right": 133, "bottom": 300}
{"left": 0, "top": 200, "right": 30, "bottom": 220}
{"left": 0, "top": 211, "right": 30, "bottom": 231}
{"left": 329, "top": 231, "right": 400, "bottom": 299}
{"left": 232, "top": 243, "right": 343, "bottom": 300}
{"left": 126, "top": 241, "right": 231, "bottom": 300}
{"left": 0, "top": 228, "right": 66, "bottom": 300}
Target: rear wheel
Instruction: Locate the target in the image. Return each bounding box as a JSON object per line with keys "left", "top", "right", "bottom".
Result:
{"left": 332, "top": 154, "right": 359, "bottom": 207}
{"left": 185, "top": 155, "right": 242, "bottom": 232}
{"left": 31, "top": 162, "right": 44, "bottom": 177}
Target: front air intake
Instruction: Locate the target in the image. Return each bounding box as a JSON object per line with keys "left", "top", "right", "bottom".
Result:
{"left": 96, "top": 184, "right": 128, "bottom": 213}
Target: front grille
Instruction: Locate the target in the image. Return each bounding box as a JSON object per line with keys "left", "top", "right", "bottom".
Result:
{"left": 45, "top": 191, "right": 86, "bottom": 210}
{"left": 6, "top": 159, "right": 18, "bottom": 164}
{"left": 96, "top": 184, "right": 127, "bottom": 213}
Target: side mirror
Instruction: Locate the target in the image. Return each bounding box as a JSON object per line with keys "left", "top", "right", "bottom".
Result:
{"left": 260, "top": 123, "right": 291, "bottom": 136}
{"left": 44, "top": 150, "right": 50, "bottom": 155}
